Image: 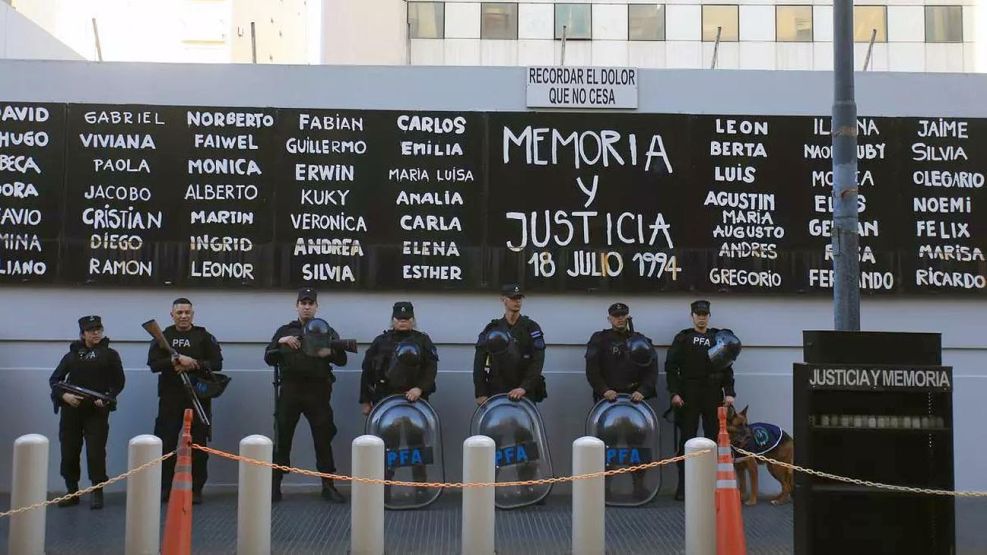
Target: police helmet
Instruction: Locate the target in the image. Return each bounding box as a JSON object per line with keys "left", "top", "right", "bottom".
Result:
{"left": 193, "top": 372, "right": 231, "bottom": 399}
{"left": 708, "top": 329, "right": 742, "bottom": 369}
{"left": 395, "top": 341, "right": 422, "bottom": 366}
{"left": 485, "top": 329, "right": 511, "bottom": 355}
{"left": 302, "top": 318, "right": 335, "bottom": 357}
{"left": 304, "top": 318, "right": 331, "bottom": 337}
{"left": 627, "top": 335, "right": 654, "bottom": 366}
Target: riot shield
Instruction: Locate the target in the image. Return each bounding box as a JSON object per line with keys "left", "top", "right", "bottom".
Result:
{"left": 586, "top": 394, "right": 660, "bottom": 507}
{"left": 470, "top": 394, "right": 553, "bottom": 509}
{"left": 365, "top": 395, "right": 444, "bottom": 510}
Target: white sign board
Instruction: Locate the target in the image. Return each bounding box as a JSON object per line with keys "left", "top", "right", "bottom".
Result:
{"left": 526, "top": 66, "right": 638, "bottom": 109}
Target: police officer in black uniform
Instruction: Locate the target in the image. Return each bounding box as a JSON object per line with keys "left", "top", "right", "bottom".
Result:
{"left": 585, "top": 302, "right": 658, "bottom": 499}
{"left": 666, "top": 300, "right": 736, "bottom": 500}
{"left": 359, "top": 301, "right": 438, "bottom": 414}
{"left": 473, "top": 284, "right": 547, "bottom": 405}
{"left": 585, "top": 302, "right": 658, "bottom": 404}
{"left": 474, "top": 284, "right": 548, "bottom": 499}
{"left": 49, "top": 315, "right": 125, "bottom": 510}
{"left": 360, "top": 301, "right": 439, "bottom": 501}
{"left": 147, "top": 297, "right": 223, "bottom": 505}
{"left": 265, "top": 288, "right": 347, "bottom": 503}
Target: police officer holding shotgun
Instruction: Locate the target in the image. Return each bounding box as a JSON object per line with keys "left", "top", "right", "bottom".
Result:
{"left": 147, "top": 297, "right": 223, "bottom": 505}
{"left": 49, "top": 315, "right": 125, "bottom": 510}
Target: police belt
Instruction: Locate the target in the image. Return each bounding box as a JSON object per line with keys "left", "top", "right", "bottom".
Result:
{"left": 54, "top": 382, "right": 117, "bottom": 409}
{"left": 681, "top": 373, "right": 723, "bottom": 382}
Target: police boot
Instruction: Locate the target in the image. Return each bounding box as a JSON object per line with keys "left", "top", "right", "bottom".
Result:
{"left": 57, "top": 480, "right": 80, "bottom": 508}
{"left": 90, "top": 488, "right": 104, "bottom": 510}
{"left": 321, "top": 479, "right": 346, "bottom": 504}
{"left": 674, "top": 461, "right": 685, "bottom": 501}
{"left": 271, "top": 474, "right": 283, "bottom": 503}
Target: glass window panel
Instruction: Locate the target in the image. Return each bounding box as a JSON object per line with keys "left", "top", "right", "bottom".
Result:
{"left": 925, "top": 6, "right": 963, "bottom": 43}
{"left": 629, "top": 5, "right": 665, "bottom": 41}
{"left": 555, "top": 3, "right": 592, "bottom": 39}
{"left": 702, "top": 5, "right": 739, "bottom": 42}
{"left": 853, "top": 6, "right": 886, "bottom": 42}
{"left": 408, "top": 2, "right": 445, "bottom": 39}
{"left": 481, "top": 3, "right": 518, "bottom": 39}
{"left": 776, "top": 5, "right": 813, "bottom": 42}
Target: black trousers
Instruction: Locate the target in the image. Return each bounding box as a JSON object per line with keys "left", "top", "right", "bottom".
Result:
{"left": 155, "top": 394, "right": 211, "bottom": 493}
{"left": 675, "top": 382, "right": 723, "bottom": 482}
{"left": 59, "top": 404, "right": 110, "bottom": 485}
{"left": 274, "top": 380, "right": 337, "bottom": 480}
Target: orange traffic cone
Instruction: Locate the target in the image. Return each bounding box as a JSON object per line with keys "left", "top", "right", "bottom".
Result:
{"left": 162, "top": 409, "right": 194, "bottom": 555}
{"left": 716, "top": 405, "right": 747, "bottom": 555}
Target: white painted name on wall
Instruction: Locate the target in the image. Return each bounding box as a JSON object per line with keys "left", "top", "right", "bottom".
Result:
{"left": 526, "top": 67, "right": 638, "bottom": 109}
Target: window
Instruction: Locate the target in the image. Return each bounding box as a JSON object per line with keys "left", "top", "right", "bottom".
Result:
{"left": 408, "top": 2, "right": 444, "bottom": 39}
{"left": 776, "top": 6, "right": 813, "bottom": 42}
{"left": 702, "top": 5, "right": 739, "bottom": 42}
{"left": 481, "top": 3, "right": 518, "bottom": 39}
{"left": 853, "top": 6, "right": 886, "bottom": 42}
{"left": 925, "top": 6, "right": 963, "bottom": 43}
{"left": 555, "top": 4, "right": 591, "bottom": 40}
{"left": 629, "top": 5, "right": 665, "bottom": 41}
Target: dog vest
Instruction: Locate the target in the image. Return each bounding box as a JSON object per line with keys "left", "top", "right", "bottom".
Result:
{"left": 735, "top": 422, "right": 783, "bottom": 456}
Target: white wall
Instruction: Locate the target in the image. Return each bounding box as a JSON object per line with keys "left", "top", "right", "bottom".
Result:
{"left": 0, "top": 1, "right": 82, "bottom": 60}
{"left": 10, "top": 0, "right": 318, "bottom": 63}
{"left": 322, "top": 0, "right": 408, "bottom": 64}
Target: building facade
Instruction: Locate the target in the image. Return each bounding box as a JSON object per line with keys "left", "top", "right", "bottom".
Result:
{"left": 8, "top": 0, "right": 322, "bottom": 64}
{"left": 325, "top": 0, "right": 986, "bottom": 72}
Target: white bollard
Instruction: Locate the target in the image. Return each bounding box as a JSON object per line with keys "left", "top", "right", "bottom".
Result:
{"left": 238, "top": 435, "right": 273, "bottom": 555}
{"left": 685, "top": 437, "right": 717, "bottom": 555}
{"left": 125, "top": 435, "right": 163, "bottom": 555}
{"left": 8, "top": 434, "right": 48, "bottom": 555}
{"left": 351, "top": 435, "right": 384, "bottom": 555}
{"left": 462, "top": 435, "right": 495, "bottom": 555}
{"left": 572, "top": 436, "right": 605, "bottom": 555}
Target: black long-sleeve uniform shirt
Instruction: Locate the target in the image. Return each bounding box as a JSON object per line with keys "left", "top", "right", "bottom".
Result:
{"left": 472, "top": 315, "right": 546, "bottom": 398}
{"left": 664, "top": 327, "right": 736, "bottom": 398}
{"left": 585, "top": 328, "right": 658, "bottom": 399}
{"left": 147, "top": 325, "right": 223, "bottom": 397}
{"left": 49, "top": 337, "right": 125, "bottom": 413}
{"left": 264, "top": 320, "right": 347, "bottom": 381}
{"left": 360, "top": 329, "right": 438, "bottom": 403}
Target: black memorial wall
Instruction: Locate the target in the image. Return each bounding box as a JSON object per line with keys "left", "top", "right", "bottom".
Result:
{"left": 1, "top": 101, "right": 984, "bottom": 294}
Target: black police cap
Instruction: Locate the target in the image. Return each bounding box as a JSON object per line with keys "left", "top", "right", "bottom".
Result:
{"left": 78, "top": 315, "right": 102, "bottom": 332}
{"left": 608, "top": 302, "right": 629, "bottom": 316}
{"left": 501, "top": 283, "right": 524, "bottom": 298}
{"left": 392, "top": 301, "right": 415, "bottom": 319}
{"left": 691, "top": 300, "right": 711, "bottom": 314}
{"left": 297, "top": 287, "right": 318, "bottom": 302}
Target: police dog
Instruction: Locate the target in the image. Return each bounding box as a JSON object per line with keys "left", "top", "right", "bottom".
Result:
{"left": 725, "top": 405, "right": 794, "bottom": 506}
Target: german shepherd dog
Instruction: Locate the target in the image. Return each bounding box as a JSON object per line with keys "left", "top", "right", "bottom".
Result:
{"left": 725, "top": 405, "right": 794, "bottom": 506}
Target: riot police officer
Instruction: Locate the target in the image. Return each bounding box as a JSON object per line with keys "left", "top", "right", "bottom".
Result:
{"left": 265, "top": 288, "right": 347, "bottom": 503}
{"left": 147, "top": 298, "right": 223, "bottom": 505}
{"left": 49, "top": 315, "right": 125, "bottom": 510}
{"left": 474, "top": 284, "right": 548, "bottom": 502}
{"left": 360, "top": 301, "right": 439, "bottom": 502}
{"left": 666, "top": 300, "right": 737, "bottom": 500}
{"left": 585, "top": 303, "right": 657, "bottom": 500}
{"left": 585, "top": 302, "right": 658, "bottom": 403}
{"left": 360, "top": 301, "right": 438, "bottom": 413}
{"left": 473, "top": 284, "right": 547, "bottom": 404}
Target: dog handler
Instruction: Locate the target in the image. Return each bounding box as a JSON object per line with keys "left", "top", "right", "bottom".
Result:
{"left": 665, "top": 300, "right": 736, "bottom": 501}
